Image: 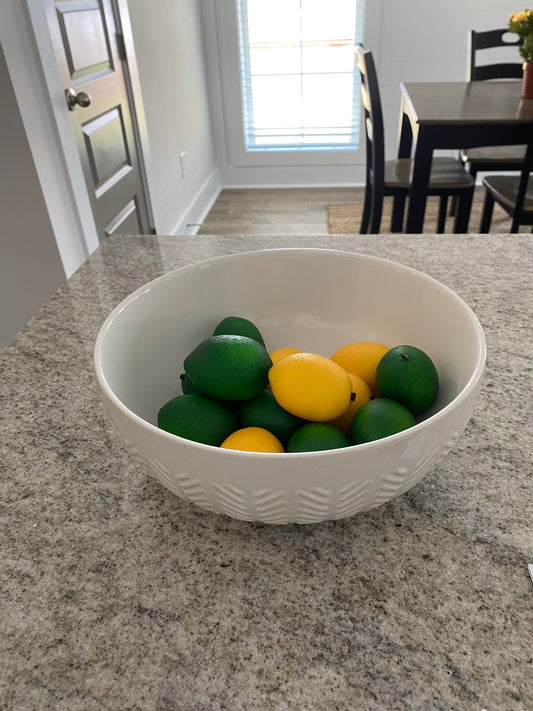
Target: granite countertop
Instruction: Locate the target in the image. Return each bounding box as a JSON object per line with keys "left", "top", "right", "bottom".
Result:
{"left": 1, "top": 233, "right": 531, "bottom": 710}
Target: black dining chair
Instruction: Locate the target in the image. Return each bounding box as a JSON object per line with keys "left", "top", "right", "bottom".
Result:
{"left": 480, "top": 119, "right": 533, "bottom": 233}
{"left": 461, "top": 29, "right": 526, "bottom": 180}
{"left": 355, "top": 45, "right": 475, "bottom": 234}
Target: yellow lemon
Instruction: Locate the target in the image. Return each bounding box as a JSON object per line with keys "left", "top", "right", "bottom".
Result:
{"left": 269, "top": 352, "right": 352, "bottom": 422}
{"left": 326, "top": 373, "right": 372, "bottom": 435}
{"left": 265, "top": 348, "right": 302, "bottom": 389}
{"left": 220, "top": 426, "right": 284, "bottom": 453}
{"left": 269, "top": 347, "right": 301, "bottom": 365}
{"left": 331, "top": 341, "right": 388, "bottom": 396}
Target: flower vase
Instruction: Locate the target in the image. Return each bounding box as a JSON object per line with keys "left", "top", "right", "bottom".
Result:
{"left": 522, "top": 61, "right": 533, "bottom": 99}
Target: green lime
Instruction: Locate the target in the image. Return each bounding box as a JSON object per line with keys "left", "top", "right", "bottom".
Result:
{"left": 157, "top": 394, "right": 238, "bottom": 446}
{"left": 184, "top": 334, "right": 272, "bottom": 401}
{"left": 180, "top": 372, "right": 199, "bottom": 395}
{"left": 375, "top": 345, "right": 439, "bottom": 415}
{"left": 213, "top": 316, "right": 265, "bottom": 346}
{"left": 350, "top": 398, "right": 415, "bottom": 445}
{"left": 287, "top": 423, "right": 350, "bottom": 452}
{"left": 236, "top": 390, "right": 303, "bottom": 445}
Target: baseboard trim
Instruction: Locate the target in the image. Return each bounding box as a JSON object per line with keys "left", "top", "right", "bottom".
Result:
{"left": 170, "top": 169, "right": 221, "bottom": 235}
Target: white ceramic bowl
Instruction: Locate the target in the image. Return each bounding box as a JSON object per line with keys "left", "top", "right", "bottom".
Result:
{"left": 94, "top": 248, "right": 486, "bottom": 524}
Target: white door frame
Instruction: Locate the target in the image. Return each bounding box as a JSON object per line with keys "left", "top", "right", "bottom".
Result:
{"left": 27, "top": 0, "right": 102, "bottom": 269}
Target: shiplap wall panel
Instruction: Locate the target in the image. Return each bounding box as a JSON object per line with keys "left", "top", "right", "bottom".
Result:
{"left": 376, "top": 2, "right": 518, "bottom": 157}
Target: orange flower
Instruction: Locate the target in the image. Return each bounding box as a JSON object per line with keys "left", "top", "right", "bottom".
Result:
{"left": 508, "top": 9, "right": 533, "bottom": 61}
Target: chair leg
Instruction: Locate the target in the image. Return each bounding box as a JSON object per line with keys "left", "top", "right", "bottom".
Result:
{"left": 510, "top": 212, "right": 521, "bottom": 233}
{"left": 437, "top": 196, "right": 447, "bottom": 233}
{"left": 450, "top": 166, "right": 477, "bottom": 217}
{"left": 390, "top": 194, "right": 406, "bottom": 232}
{"left": 449, "top": 195, "right": 458, "bottom": 218}
{"left": 479, "top": 190, "right": 494, "bottom": 233}
{"left": 453, "top": 188, "right": 474, "bottom": 233}
{"left": 369, "top": 194, "right": 384, "bottom": 234}
{"left": 360, "top": 185, "right": 372, "bottom": 234}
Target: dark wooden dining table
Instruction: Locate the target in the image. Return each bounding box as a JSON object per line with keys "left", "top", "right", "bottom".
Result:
{"left": 397, "top": 80, "right": 533, "bottom": 233}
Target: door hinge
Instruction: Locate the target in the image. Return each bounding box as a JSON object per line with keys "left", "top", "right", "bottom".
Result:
{"left": 116, "top": 32, "right": 126, "bottom": 60}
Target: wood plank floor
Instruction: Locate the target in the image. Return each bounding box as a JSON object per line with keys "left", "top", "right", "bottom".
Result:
{"left": 197, "top": 188, "right": 361, "bottom": 235}
{"left": 197, "top": 186, "right": 494, "bottom": 235}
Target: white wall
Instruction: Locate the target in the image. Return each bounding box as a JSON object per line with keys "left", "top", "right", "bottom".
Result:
{"left": 128, "top": 0, "right": 220, "bottom": 234}
{"left": 202, "top": 0, "right": 518, "bottom": 186}
{"left": 377, "top": 0, "right": 519, "bottom": 158}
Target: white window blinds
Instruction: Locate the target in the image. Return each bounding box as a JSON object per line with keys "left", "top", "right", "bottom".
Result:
{"left": 236, "top": 0, "right": 364, "bottom": 153}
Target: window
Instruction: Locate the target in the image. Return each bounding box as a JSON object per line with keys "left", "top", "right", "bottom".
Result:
{"left": 235, "top": 0, "right": 364, "bottom": 153}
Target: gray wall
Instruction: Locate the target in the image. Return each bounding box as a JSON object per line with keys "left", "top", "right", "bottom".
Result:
{"left": 0, "top": 42, "right": 65, "bottom": 351}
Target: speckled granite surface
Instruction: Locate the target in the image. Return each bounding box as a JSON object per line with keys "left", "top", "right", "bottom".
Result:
{"left": 1, "top": 234, "right": 531, "bottom": 710}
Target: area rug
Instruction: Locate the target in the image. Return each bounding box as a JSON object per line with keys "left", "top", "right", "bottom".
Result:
{"left": 326, "top": 199, "right": 527, "bottom": 234}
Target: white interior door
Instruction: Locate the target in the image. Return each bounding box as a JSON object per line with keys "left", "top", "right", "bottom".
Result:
{"left": 44, "top": 0, "right": 153, "bottom": 239}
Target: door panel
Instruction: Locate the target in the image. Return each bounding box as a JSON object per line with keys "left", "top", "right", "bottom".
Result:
{"left": 82, "top": 106, "right": 132, "bottom": 197}
{"left": 47, "top": 0, "right": 152, "bottom": 240}
{"left": 58, "top": 1, "right": 111, "bottom": 82}
{"left": 104, "top": 197, "right": 142, "bottom": 236}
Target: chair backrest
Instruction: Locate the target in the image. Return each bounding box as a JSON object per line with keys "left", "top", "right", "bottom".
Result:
{"left": 467, "top": 28, "right": 523, "bottom": 81}
{"left": 355, "top": 45, "right": 385, "bottom": 190}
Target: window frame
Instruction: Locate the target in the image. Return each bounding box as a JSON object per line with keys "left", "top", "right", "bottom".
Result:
{"left": 213, "top": 0, "right": 376, "bottom": 169}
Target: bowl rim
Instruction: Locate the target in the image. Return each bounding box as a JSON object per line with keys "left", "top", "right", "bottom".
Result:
{"left": 94, "top": 247, "right": 487, "bottom": 459}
